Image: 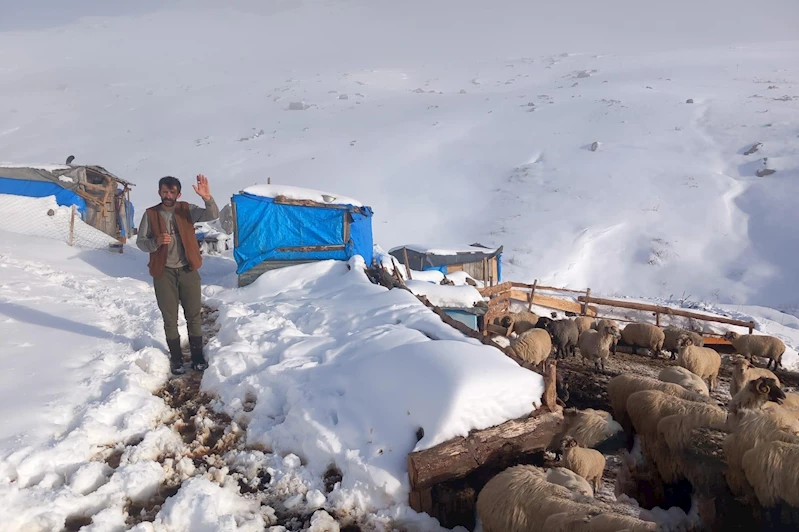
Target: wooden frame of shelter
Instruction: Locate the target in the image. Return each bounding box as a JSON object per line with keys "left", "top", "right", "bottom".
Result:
{"left": 388, "top": 244, "right": 503, "bottom": 286}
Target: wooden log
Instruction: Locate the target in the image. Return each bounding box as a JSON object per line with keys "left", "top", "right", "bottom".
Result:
{"left": 407, "top": 408, "right": 562, "bottom": 491}
{"left": 578, "top": 295, "right": 755, "bottom": 329}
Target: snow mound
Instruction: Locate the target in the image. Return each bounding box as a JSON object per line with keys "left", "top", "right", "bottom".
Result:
{"left": 405, "top": 279, "right": 484, "bottom": 308}
{"left": 204, "top": 258, "right": 543, "bottom": 511}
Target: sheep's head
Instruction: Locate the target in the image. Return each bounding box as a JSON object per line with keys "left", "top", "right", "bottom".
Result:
{"left": 724, "top": 331, "right": 740, "bottom": 341}
{"left": 731, "top": 356, "right": 750, "bottom": 371}
{"left": 604, "top": 325, "right": 621, "bottom": 339}
{"left": 535, "top": 316, "right": 554, "bottom": 330}
{"left": 752, "top": 377, "right": 786, "bottom": 405}
{"left": 561, "top": 436, "right": 578, "bottom": 450}
{"left": 499, "top": 315, "right": 513, "bottom": 328}
{"left": 676, "top": 334, "right": 694, "bottom": 348}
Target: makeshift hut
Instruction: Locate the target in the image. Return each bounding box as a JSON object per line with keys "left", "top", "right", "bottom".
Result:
{"left": 389, "top": 244, "right": 503, "bottom": 286}
{"left": 231, "top": 184, "right": 374, "bottom": 287}
{"left": 0, "top": 162, "right": 135, "bottom": 241}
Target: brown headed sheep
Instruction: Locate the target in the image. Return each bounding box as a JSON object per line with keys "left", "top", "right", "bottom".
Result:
{"left": 675, "top": 334, "right": 721, "bottom": 392}
{"left": 607, "top": 374, "right": 712, "bottom": 438}
{"left": 562, "top": 436, "right": 606, "bottom": 493}
{"left": 723, "top": 407, "right": 799, "bottom": 496}
{"left": 741, "top": 439, "right": 799, "bottom": 507}
{"left": 508, "top": 328, "right": 552, "bottom": 370}
{"left": 662, "top": 326, "right": 704, "bottom": 360}
{"left": 730, "top": 355, "right": 780, "bottom": 397}
{"left": 501, "top": 310, "right": 540, "bottom": 334}
{"left": 724, "top": 331, "right": 786, "bottom": 370}
{"left": 574, "top": 316, "right": 594, "bottom": 335}
{"left": 657, "top": 366, "right": 709, "bottom": 396}
{"left": 726, "top": 377, "right": 786, "bottom": 428}
{"left": 621, "top": 323, "right": 665, "bottom": 358}
{"left": 578, "top": 323, "right": 621, "bottom": 372}
{"left": 591, "top": 318, "right": 620, "bottom": 355}
{"left": 536, "top": 317, "right": 579, "bottom": 359}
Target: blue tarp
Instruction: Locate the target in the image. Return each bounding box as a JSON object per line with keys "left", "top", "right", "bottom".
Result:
{"left": 0, "top": 176, "right": 88, "bottom": 217}
{"left": 232, "top": 192, "right": 374, "bottom": 274}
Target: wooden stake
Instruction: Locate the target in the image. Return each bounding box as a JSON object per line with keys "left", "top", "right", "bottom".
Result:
{"left": 68, "top": 204, "right": 76, "bottom": 246}
{"left": 402, "top": 247, "right": 412, "bottom": 280}
{"left": 581, "top": 288, "right": 591, "bottom": 316}
{"left": 527, "top": 279, "right": 538, "bottom": 311}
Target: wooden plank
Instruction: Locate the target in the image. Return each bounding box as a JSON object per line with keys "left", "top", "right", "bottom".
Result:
{"left": 512, "top": 282, "right": 588, "bottom": 295}
{"left": 407, "top": 409, "right": 562, "bottom": 490}
{"left": 577, "top": 295, "right": 755, "bottom": 329}
{"left": 478, "top": 281, "right": 513, "bottom": 297}
{"left": 527, "top": 279, "right": 538, "bottom": 311}
{"left": 484, "top": 323, "right": 509, "bottom": 336}
{"left": 273, "top": 195, "right": 350, "bottom": 209}
{"left": 510, "top": 290, "right": 597, "bottom": 317}
{"left": 275, "top": 244, "right": 346, "bottom": 252}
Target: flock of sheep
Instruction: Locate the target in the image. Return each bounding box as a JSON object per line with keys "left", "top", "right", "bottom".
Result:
{"left": 477, "top": 311, "right": 795, "bottom": 531}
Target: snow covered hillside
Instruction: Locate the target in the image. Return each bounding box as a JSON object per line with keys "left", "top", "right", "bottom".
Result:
{"left": 2, "top": 0, "right": 799, "bottom": 312}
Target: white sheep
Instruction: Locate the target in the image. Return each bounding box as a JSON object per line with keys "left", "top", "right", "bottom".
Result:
{"left": 507, "top": 328, "right": 552, "bottom": 369}
{"left": 729, "top": 355, "right": 780, "bottom": 397}
{"left": 546, "top": 466, "right": 594, "bottom": 497}
{"left": 543, "top": 511, "right": 659, "bottom": 532}
{"left": 675, "top": 334, "right": 721, "bottom": 392}
{"left": 724, "top": 331, "right": 786, "bottom": 370}
{"left": 657, "top": 366, "right": 709, "bottom": 396}
{"left": 591, "top": 318, "right": 620, "bottom": 354}
{"left": 475, "top": 464, "right": 585, "bottom": 532}
{"left": 723, "top": 407, "right": 799, "bottom": 497}
{"left": 726, "top": 376, "right": 786, "bottom": 428}
{"left": 662, "top": 326, "right": 704, "bottom": 359}
{"left": 556, "top": 408, "right": 623, "bottom": 450}
{"left": 578, "top": 323, "right": 621, "bottom": 372}
{"left": 562, "top": 436, "right": 606, "bottom": 493}
{"left": 621, "top": 323, "right": 665, "bottom": 358}
{"left": 574, "top": 316, "right": 595, "bottom": 335}
{"left": 742, "top": 439, "right": 799, "bottom": 507}
{"left": 607, "top": 374, "right": 711, "bottom": 435}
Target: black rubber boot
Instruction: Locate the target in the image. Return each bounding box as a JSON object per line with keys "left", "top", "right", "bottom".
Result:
{"left": 167, "top": 337, "right": 185, "bottom": 375}
{"left": 189, "top": 335, "right": 207, "bottom": 371}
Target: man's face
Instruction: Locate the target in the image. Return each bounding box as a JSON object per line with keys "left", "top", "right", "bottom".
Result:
{"left": 159, "top": 185, "right": 181, "bottom": 207}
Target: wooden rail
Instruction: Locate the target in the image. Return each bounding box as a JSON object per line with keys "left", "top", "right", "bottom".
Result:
{"left": 577, "top": 295, "right": 755, "bottom": 333}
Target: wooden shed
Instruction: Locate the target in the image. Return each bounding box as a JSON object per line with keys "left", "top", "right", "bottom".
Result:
{"left": 389, "top": 244, "right": 503, "bottom": 286}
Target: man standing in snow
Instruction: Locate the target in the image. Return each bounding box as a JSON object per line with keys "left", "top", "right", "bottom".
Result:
{"left": 136, "top": 174, "right": 219, "bottom": 375}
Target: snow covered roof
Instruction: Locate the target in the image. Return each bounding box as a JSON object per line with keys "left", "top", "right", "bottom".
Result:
{"left": 389, "top": 243, "right": 501, "bottom": 256}
{"left": 242, "top": 184, "right": 364, "bottom": 207}
{"left": 0, "top": 162, "right": 71, "bottom": 172}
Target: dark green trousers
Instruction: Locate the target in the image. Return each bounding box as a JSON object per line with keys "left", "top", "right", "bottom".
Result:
{"left": 153, "top": 266, "right": 202, "bottom": 340}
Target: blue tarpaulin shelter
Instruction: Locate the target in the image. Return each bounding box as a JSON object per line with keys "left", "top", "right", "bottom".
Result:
{"left": 232, "top": 186, "right": 374, "bottom": 285}
{"left": 0, "top": 164, "right": 135, "bottom": 240}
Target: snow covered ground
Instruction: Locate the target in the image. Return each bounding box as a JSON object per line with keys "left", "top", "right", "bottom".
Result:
{"left": 2, "top": 0, "right": 799, "bottom": 530}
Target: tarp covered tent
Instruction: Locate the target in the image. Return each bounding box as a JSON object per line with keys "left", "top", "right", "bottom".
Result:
{"left": 232, "top": 184, "right": 374, "bottom": 285}
{"left": 389, "top": 243, "right": 503, "bottom": 284}
{"left": 0, "top": 163, "right": 135, "bottom": 241}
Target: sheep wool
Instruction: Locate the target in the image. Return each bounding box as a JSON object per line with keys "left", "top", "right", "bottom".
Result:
{"left": 508, "top": 328, "right": 552, "bottom": 368}
{"left": 730, "top": 356, "right": 780, "bottom": 397}
{"left": 726, "top": 377, "right": 786, "bottom": 427}
{"left": 742, "top": 439, "right": 799, "bottom": 507}
{"left": 657, "top": 366, "right": 709, "bottom": 396}
{"left": 663, "top": 327, "right": 704, "bottom": 358}
{"left": 578, "top": 324, "right": 620, "bottom": 372}
{"left": 536, "top": 317, "right": 579, "bottom": 359}
{"left": 621, "top": 323, "right": 665, "bottom": 358}
{"left": 546, "top": 467, "right": 594, "bottom": 497}
{"left": 676, "top": 336, "right": 721, "bottom": 391}
{"left": 562, "top": 437, "right": 606, "bottom": 493}
{"left": 574, "top": 316, "right": 594, "bottom": 335}
{"left": 557, "top": 408, "right": 623, "bottom": 449}
{"left": 724, "top": 331, "right": 786, "bottom": 370}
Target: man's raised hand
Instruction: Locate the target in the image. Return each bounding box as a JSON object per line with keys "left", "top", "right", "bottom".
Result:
{"left": 193, "top": 174, "right": 211, "bottom": 201}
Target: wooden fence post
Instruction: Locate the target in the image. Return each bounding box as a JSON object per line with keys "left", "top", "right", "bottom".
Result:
{"left": 581, "top": 288, "right": 591, "bottom": 316}
{"left": 527, "top": 279, "right": 538, "bottom": 311}
{"left": 68, "top": 204, "right": 76, "bottom": 246}
{"left": 655, "top": 312, "right": 660, "bottom": 326}
{"left": 402, "top": 247, "right": 413, "bottom": 280}
{"left": 748, "top": 321, "right": 754, "bottom": 334}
